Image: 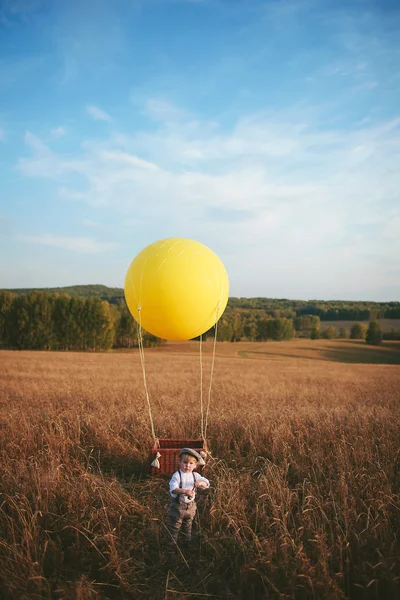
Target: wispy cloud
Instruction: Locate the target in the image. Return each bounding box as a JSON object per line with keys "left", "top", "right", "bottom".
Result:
{"left": 86, "top": 104, "right": 112, "bottom": 122}
{"left": 17, "top": 104, "right": 400, "bottom": 291}
{"left": 50, "top": 126, "right": 66, "bottom": 138}
{"left": 316, "top": 8, "right": 400, "bottom": 94}
{"left": 3, "top": 0, "right": 400, "bottom": 297}
{"left": 101, "top": 150, "right": 158, "bottom": 171}
{"left": 18, "top": 131, "right": 83, "bottom": 178}
{"left": 141, "top": 96, "right": 191, "bottom": 123}
{"left": 17, "top": 233, "right": 117, "bottom": 253}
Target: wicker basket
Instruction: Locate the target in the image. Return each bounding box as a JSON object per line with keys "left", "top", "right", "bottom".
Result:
{"left": 151, "top": 438, "right": 207, "bottom": 475}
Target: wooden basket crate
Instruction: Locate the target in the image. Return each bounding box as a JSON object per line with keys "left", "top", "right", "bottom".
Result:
{"left": 151, "top": 438, "right": 207, "bottom": 475}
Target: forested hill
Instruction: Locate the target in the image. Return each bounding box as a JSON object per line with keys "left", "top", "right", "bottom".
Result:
{"left": 2, "top": 285, "right": 400, "bottom": 320}
{"left": 4, "top": 285, "right": 124, "bottom": 304}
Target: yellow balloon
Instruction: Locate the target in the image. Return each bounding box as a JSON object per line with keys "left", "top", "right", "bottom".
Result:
{"left": 124, "top": 238, "right": 229, "bottom": 340}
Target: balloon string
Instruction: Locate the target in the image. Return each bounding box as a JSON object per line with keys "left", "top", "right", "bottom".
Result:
{"left": 137, "top": 309, "right": 157, "bottom": 442}
{"left": 199, "top": 334, "right": 204, "bottom": 439}
{"left": 203, "top": 301, "right": 220, "bottom": 442}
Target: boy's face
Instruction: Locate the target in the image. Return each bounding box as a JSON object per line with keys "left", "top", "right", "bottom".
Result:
{"left": 180, "top": 456, "right": 197, "bottom": 473}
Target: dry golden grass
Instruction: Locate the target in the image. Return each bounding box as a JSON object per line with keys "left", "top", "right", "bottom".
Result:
{"left": 0, "top": 340, "right": 399, "bottom": 599}
{"left": 320, "top": 319, "right": 400, "bottom": 333}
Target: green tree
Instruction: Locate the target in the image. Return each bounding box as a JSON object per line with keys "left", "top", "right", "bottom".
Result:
{"left": 310, "top": 325, "right": 320, "bottom": 339}
{"left": 295, "top": 315, "right": 320, "bottom": 337}
{"left": 82, "top": 297, "right": 115, "bottom": 350}
{"left": 321, "top": 326, "right": 337, "bottom": 339}
{"left": 369, "top": 309, "right": 379, "bottom": 321}
{"left": 53, "top": 295, "right": 72, "bottom": 350}
{"left": 243, "top": 317, "right": 257, "bottom": 341}
{"left": 3, "top": 292, "right": 55, "bottom": 349}
{"left": 272, "top": 318, "right": 294, "bottom": 341}
{"left": 350, "top": 322, "right": 367, "bottom": 340}
{"left": 28, "top": 291, "right": 55, "bottom": 349}
{"left": 366, "top": 321, "right": 383, "bottom": 345}
{"left": 0, "top": 291, "right": 14, "bottom": 347}
{"left": 95, "top": 298, "right": 116, "bottom": 350}
{"left": 217, "top": 318, "right": 234, "bottom": 341}
{"left": 338, "top": 327, "right": 348, "bottom": 338}
{"left": 256, "top": 318, "right": 271, "bottom": 341}
{"left": 115, "top": 305, "right": 138, "bottom": 347}
{"left": 232, "top": 312, "right": 244, "bottom": 342}
{"left": 68, "top": 296, "right": 87, "bottom": 350}
{"left": 5, "top": 295, "right": 31, "bottom": 349}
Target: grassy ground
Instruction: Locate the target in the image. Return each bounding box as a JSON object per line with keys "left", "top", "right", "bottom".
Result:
{"left": 0, "top": 340, "right": 399, "bottom": 599}
{"left": 149, "top": 338, "right": 400, "bottom": 365}
{"left": 319, "top": 319, "right": 400, "bottom": 333}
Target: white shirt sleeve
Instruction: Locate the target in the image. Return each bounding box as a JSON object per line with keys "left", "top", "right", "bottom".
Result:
{"left": 169, "top": 471, "right": 180, "bottom": 498}
{"left": 195, "top": 473, "right": 210, "bottom": 488}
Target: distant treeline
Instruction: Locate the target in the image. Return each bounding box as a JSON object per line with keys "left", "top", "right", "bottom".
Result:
{"left": 4, "top": 285, "right": 400, "bottom": 320}
{"left": 228, "top": 297, "right": 400, "bottom": 320}
{"left": 1, "top": 289, "right": 399, "bottom": 351}
{"left": 0, "top": 291, "right": 158, "bottom": 351}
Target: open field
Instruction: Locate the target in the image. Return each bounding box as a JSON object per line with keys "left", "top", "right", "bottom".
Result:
{"left": 149, "top": 339, "right": 400, "bottom": 365}
{"left": 319, "top": 319, "right": 400, "bottom": 333}
{"left": 0, "top": 340, "right": 399, "bottom": 599}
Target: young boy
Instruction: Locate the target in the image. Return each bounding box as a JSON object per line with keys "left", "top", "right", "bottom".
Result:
{"left": 167, "top": 448, "right": 210, "bottom": 547}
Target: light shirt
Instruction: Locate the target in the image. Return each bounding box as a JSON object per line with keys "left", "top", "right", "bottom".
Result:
{"left": 169, "top": 469, "right": 210, "bottom": 503}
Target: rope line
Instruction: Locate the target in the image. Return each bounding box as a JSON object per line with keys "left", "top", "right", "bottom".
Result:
{"left": 134, "top": 297, "right": 223, "bottom": 445}
{"left": 136, "top": 309, "right": 157, "bottom": 442}
{"left": 199, "top": 334, "right": 204, "bottom": 439}
{"left": 203, "top": 302, "right": 220, "bottom": 442}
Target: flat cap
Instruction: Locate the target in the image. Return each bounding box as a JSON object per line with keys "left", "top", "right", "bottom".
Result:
{"left": 179, "top": 448, "right": 203, "bottom": 462}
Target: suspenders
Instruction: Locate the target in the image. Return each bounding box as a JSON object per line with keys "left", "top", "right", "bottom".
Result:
{"left": 176, "top": 471, "right": 197, "bottom": 503}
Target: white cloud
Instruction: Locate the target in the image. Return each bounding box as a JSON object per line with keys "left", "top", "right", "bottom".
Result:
{"left": 18, "top": 131, "right": 84, "bottom": 178}
{"left": 86, "top": 104, "right": 112, "bottom": 122}
{"left": 101, "top": 150, "right": 158, "bottom": 171}
{"left": 16, "top": 104, "right": 400, "bottom": 297}
{"left": 51, "top": 126, "right": 66, "bottom": 137}
{"left": 142, "top": 96, "right": 190, "bottom": 123}
{"left": 18, "top": 233, "right": 117, "bottom": 253}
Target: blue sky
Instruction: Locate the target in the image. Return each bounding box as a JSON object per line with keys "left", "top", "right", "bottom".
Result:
{"left": 1, "top": 0, "right": 399, "bottom": 301}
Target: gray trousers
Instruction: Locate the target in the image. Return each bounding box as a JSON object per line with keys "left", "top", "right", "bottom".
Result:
{"left": 167, "top": 500, "right": 197, "bottom": 544}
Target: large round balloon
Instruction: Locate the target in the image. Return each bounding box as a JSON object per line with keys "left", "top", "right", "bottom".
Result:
{"left": 124, "top": 238, "right": 229, "bottom": 340}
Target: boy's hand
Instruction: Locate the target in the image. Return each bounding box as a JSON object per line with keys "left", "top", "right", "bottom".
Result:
{"left": 195, "top": 482, "right": 208, "bottom": 489}
{"left": 183, "top": 489, "right": 195, "bottom": 498}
